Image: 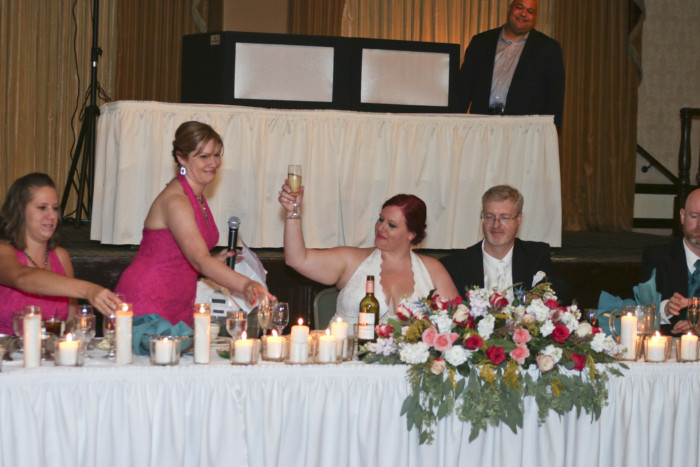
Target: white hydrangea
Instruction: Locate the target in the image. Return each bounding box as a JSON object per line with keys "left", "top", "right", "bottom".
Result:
{"left": 399, "top": 342, "right": 430, "bottom": 364}
{"left": 561, "top": 312, "right": 580, "bottom": 332}
{"left": 568, "top": 304, "right": 581, "bottom": 320}
{"left": 366, "top": 337, "right": 397, "bottom": 356}
{"left": 444, "top": 345, "right": 470, "bottom": 367}
{"left": 526, "top": 299, "right": 551, "bottom": 322}
{"left": 591, "top": 333, "right": 620, "bottom": 356}
{"left": 468, "top": 289, "right": 491, "bottom": 318}
{"left": 477, "top": 314, "right": 496, "bottom": 340}
{"left": 539, "top": 320, "right": 555, "bottom": 337}
{"left": 431, "top": 312, "right": 454, "bottom": 334}
{"left": 542, "top": 344, "right": 563, "bottom": 363}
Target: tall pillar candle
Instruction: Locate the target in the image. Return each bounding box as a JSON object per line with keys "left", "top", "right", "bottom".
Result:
{"left": 193, "top": 304, "right": 211, "bottom": 364}
{"left": 620, "top": 313, "right": 638, "bottom": 360}
{"left": 330, "top": 319, "right": 349, "bottom": 359}
{"left": 289, "top": 318, "right": 309, "bottom": 363}
{"left": 115, "top": 304, "right": 133, "bottom": 364}
{"left": 23, "top": 312, "right": 42, "bottom": 368}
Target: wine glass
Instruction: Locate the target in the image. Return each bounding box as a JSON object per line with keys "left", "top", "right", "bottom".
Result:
{"left": 272, "top": 302, "right": 290, "bottom": 335}
{"left": 257, "top": 299, "right": 273, "bottom": 337}
{"left": 287, "top": 164, "right": 302, "bottom": 219}
{"left": 688, "top": 297, "right": 700, "bottom": 334}
{"left": 226, "top": 311, "right": 247, "bottom": 340}
{"left": 102, "top": 312, "right": 117, "bottom": 358}
{"left": 73, "top": 306, "right": 96, "bottom": 357}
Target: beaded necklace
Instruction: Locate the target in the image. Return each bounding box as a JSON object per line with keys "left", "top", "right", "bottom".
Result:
{"left": 25, "top": 250, "right": 50, "bottom": 269}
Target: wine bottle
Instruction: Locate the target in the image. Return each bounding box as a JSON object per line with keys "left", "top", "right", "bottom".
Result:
{"left": 358, "top": 275, "right": 380, "bottom": 346}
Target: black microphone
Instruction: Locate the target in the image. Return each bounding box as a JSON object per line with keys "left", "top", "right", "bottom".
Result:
{"left": 227, "top": 216, "right": 240, "bottom": 270}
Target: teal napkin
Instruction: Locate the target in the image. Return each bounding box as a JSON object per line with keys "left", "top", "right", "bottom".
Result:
{"left": 596, "top": 270, "right": 661, "bottom": 335}
{"left": 132, "top": 313, "right": 193, "bottom": 356}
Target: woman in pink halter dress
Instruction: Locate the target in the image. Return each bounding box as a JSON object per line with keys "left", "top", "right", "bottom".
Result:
{"left": 0, "top": 173, "right": 119, "bottom": 335}
{"left": 115, "top": 121, "right": 271, "bottom": 326}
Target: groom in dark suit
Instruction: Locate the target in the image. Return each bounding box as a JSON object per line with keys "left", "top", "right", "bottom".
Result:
{"left": 640, "top": 188, "right": 700, "bottom": 335}
{"left": 440, "top": 185, "right": 570, "bottom": 303}
{"left": 457, "top": 0, "right": 565, "bottom": 127}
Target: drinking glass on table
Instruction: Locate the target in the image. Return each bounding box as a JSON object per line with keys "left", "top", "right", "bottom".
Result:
{"left": 287, "top": 165, "right": 302, "bottom": 219}
{"left": 12, "top": 309, "right": 24, "bottom": 352}
{"left": 226, "top": 311, "right": 247, "bottom": 340}
{"left": 257, "top": 298, "right": 273, "bottom": 336}
{"left": 688, "top": 297, "right": 700, "bottom": 334}
{"left": 271, "top": 302, "right": 290, "bottom": 335}
{"left": 102, "top": 312, "right": 117, "bottom": 358}
{"left": 73, "top": 305, "right": 96, "bottom": 357}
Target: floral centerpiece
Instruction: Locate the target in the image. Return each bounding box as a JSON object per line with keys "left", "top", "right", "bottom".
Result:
{"left": 361, "top": 282, "right": 626, "bottom": 444}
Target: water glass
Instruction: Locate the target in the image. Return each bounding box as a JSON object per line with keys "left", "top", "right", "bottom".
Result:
{"left": 73, "top": 306, "right": 96, "bottom": 356}
{"left": 226, "top": 311, "right": 247, "bottom": 340}
{"left": 272, "top": 302, "right": 290, "bottom": 335}
{"left": 103, "top": 312, "right": 117, "bottom": 358}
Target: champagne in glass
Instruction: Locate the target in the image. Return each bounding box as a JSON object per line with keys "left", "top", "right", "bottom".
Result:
{"left": 103, "top": 313, "right": 117, "bottom": 358}
{"left": 689, "top": 297, "right": 700, "bottom": 334}
{"left": 258, "top": 306, "right": 272, "bottom": 336}
{"left": 287, "top": 165, "right": 302, "bottom": 219}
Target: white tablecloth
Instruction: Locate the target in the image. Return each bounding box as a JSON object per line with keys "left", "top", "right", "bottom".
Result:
{"left": 91, "top": 101, "right": 562, "bottom": 248}
{"left": 1, "top": 352, "right": 698, "bottom": 467}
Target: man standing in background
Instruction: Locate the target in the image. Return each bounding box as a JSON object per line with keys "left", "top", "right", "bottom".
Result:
{"left": 458, "top": 0, "right": 565, "bottom": 127}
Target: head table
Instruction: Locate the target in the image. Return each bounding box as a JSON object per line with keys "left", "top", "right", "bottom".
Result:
{"left": 90, "top": 100, "right": 562, "bottom": 249}
{"left": 0, "top": 348, "right": 698, "bottom": 467}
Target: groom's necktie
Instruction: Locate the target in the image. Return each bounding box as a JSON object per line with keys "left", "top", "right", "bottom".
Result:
{"left": 689, "top": 259, "right": 700, "bottom": 299}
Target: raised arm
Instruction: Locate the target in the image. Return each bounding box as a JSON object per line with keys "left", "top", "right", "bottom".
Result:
{"left": 0, "top": 243, "right": 119, "bottom": 315}
{"left": 278, "top": 181, "right": 357, "bottom": 286}
{"left": 162, "top": 193, "right": 272, "bottom": 305}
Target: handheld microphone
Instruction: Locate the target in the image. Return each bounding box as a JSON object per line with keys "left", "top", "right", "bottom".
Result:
{"left": 227, "top": 216, "right": 240, "bottom": 269}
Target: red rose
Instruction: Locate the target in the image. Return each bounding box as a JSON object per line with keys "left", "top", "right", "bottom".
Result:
{"left": 592, "top": 326, "right": 603, "bottom": 335}
{"left": 551, "top": 323, "right": 571, "bottom": 343}
{"left": 544, "top": 298, "right": 559, "bottom": 309}
{"left": 450, "top": 296, "right": 463, "bottom": 307}
{"left": 464, "top": 335, "right": 483, "bottom": 350}
{"left": 486, "top": 346, "right": 506, "bottom": 365}
{"left": 489, "top": 292, "right": 509, "bottom": 310}
{"left": 571, "top": 353, "right": 586, "bottom": 371}
{"left": 376, "top": 323, "right": 393, "bottom": 338}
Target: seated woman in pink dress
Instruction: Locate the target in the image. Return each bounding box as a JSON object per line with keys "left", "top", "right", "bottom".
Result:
{"left": 0, "top": 173, "right": 120, "bottom": 334}
{"left": 115, "top": 121, "right": 272, "bottom": 326}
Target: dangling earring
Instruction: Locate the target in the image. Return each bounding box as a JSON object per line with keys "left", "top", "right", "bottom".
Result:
{"left": 180, "top": 166, "right": 187, "bottom": 175}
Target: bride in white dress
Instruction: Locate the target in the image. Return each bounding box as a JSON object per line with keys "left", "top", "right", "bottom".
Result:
{"left": 278, "top": 183, "right": 458, "bottom": 327}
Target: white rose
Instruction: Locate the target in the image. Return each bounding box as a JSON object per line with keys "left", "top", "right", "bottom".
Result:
{"left": 575, "top": 322, "right": 593, "bottom": 337}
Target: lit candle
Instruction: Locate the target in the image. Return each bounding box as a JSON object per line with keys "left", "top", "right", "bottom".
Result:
{"left": 289, "top": 318, "right": 309, "bottom": 363}
{"left": 317, "top": 329, "right": 337, "bottom": 363}
{"left": 646, "top": 332, "right": 666, "bottom": 362}
{"left": 620, "top": 313, "right": 638, "bottom": 360}
{"left": 154, "top": 337, "right": 174, "bottom": 364}
{"left": 234, "top": 331, "right": 254, "bottom": 363}
{"left": 330, "top": 318, "right": 349, "bottom": 359}
{"left": 23, "top": 310, "right": 42, "bottom": 368}
{"left": 193, "top": 303, "right": 211, "bottom": 364}
{"left": 115, "top": 303, "right": 133, "bottom": 364}
{"left": 681, "top": 332, "right": 698, "bottom": 361}
{"left": 265, "top": 330, "right": 285, "bottom": 359}
{"left": 57, "top": 333, "right": 80, "bottom": 366}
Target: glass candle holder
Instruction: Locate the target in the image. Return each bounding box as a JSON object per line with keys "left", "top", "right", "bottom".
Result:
{"left": 286, "top": 334, "right": 316, "bottom": 364}
{"left": 0, "top": 344, "right": 3, "bottom": 372}
{"left": 314, "top": 332, "right": 340, "bottom": 364}
{"left": 54, "top": 337, "right": 85, "bottom": 367}
{"left": 337, "top": 336, "right": 355, "bottom": 361}
{"left": 230, "top": 337, "right": 260, "bottom": 365}
{"left": 615, "top": 335, "right": 643, "bottom": 361}
{"left": 149, "top": 337, "right": 181, "bottom": 366}
{"left": 675, "top": 334, "right": 699, "bottom": 362}
{"left": 644, "top": 334, "right": 671, "bottom": 362}
{"left": 262, "top": 334, "right": 286, "bottom": 362}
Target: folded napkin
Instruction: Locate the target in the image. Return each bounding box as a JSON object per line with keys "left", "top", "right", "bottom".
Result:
{"left": 596, "top": 270, "right": 661, "bottom": 335}
{"left": 132, "top": 314, "right": 193, "bottom": 356}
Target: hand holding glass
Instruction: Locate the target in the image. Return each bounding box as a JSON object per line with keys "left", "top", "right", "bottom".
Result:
{"left": 287, "top": 165, "right": 302, "bottom": 219}
{"left": 689, "top": 297, "right": 700, "bottom": 334}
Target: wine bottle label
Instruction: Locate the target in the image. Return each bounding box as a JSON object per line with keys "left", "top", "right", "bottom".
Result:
{"left": 358, "top": 312, "right": 376, "bottom": 340}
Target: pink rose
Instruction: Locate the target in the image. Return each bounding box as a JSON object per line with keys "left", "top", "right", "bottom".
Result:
{"left": 395, "top": 303, "right": 412, "bottom": 321}
{"left": 422, "top": 327, "right": 437, "bottom": 346}
{"left": 433, "top": 332, "right": 458, "bottom": 352}
{"left": 486, "top": 346, "right": 506, "bottom": 365}
{"left": 489, "top": 292, "right": 509, "bottom": 310}
{"left": 551, "top": 323, "right": 571, "bottom": 343}
{"left": 376, "top": 323, "right": 393, "bottom": 338}
{"left": 464, "top": 335, "right": 483, "bottom": 350}
{"left": 571, "top": 353, "right": 587, "bottom": 371}
{"left": 509, "top": 344, "right": 530, "bottom": 365}
{"left": 536, "top": 354, "right": 555, "bottom": 373}
{"left": 430, "top": 357, "right": 446, "bottom": 375}
{"left": 512, "top": 328, "right": 532, "bottom": 345}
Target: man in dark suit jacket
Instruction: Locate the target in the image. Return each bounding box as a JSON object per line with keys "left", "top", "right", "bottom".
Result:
{"left": 458, "top": 0, "right": 565, "bottom": 127}
{"left": 440, "top": 185, "right": 570, "bottom": 303}
{"left": 640, "top": 189, "right": 700, "bottom": 335}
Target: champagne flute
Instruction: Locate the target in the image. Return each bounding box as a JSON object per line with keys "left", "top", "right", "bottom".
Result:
{"left": 287, "top": 165, "right": 302, "bottom": 219}
{"left": 689, "top": 297, "right": 700, "bottom": 334}
{"left": 258, "top": 298, "right": 273, "bottom": 337}
{"left": 272, "top": 302, "right": 290, "bottom": 335}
